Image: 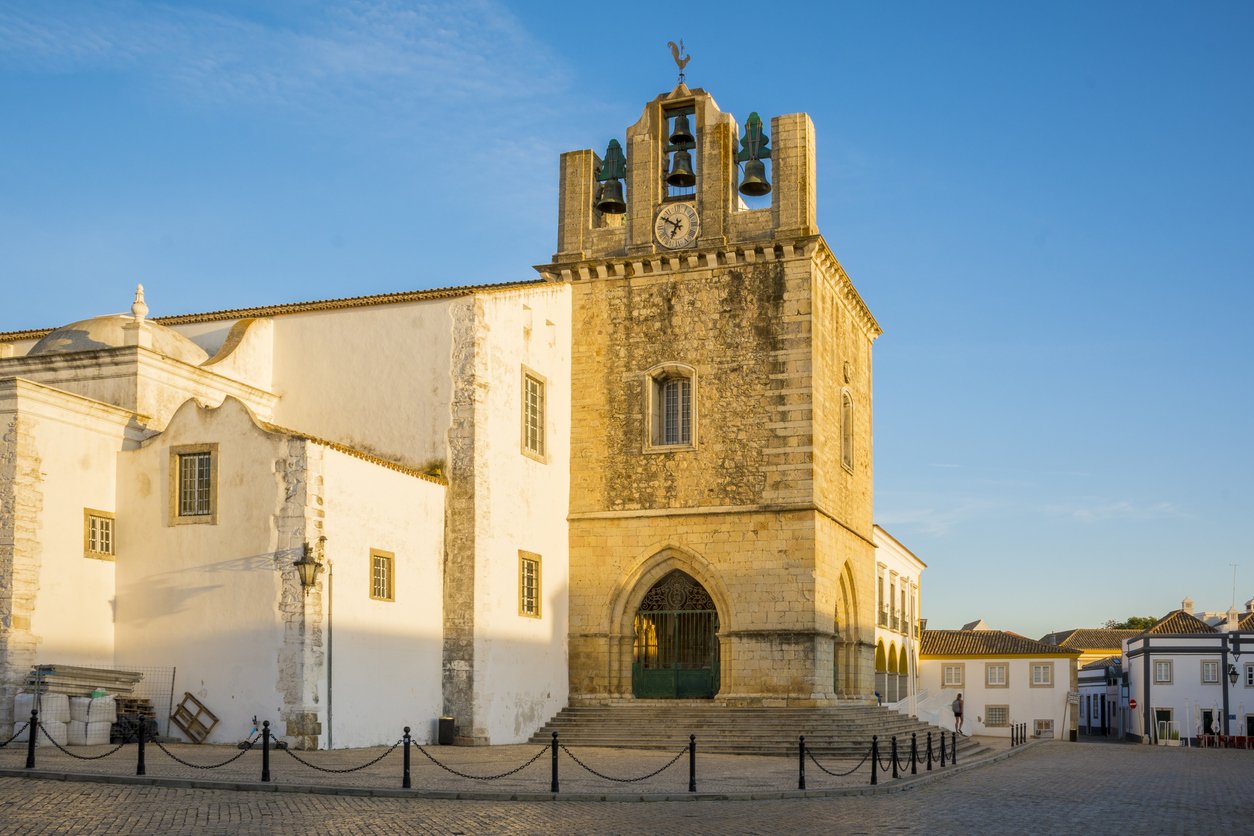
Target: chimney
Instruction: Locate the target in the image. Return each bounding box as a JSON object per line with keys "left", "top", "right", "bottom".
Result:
{"left": 1181, "top": 597, "right": 1194, "bottom": 613}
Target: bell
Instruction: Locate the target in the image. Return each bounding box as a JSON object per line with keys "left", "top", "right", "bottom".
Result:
{"left": 739, "top": 158, "right": 771, "bottom": 197}
{"left": 595, "top": 178, "right": 626, "bottom": 214}
{"left": 669, "top": 112, "right": 695, "bottom": 147}
{"left": 665, "top": 149, "right": 696, "bottom": 187}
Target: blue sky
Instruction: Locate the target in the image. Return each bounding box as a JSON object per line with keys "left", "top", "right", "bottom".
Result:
{"left": 2, "top": 1, "right": 1251, "bottom": 636}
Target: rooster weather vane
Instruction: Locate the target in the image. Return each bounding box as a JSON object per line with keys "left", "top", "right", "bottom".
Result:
{"left": 668, "top": 39, "right": 691, "bottom": 83}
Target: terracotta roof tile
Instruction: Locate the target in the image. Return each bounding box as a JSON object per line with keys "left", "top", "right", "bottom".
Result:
{"left": 1040, "top": 629, "right": 1140, "bottom": 650}
{"left": 1239, "top": 611, "right": 1254, "bottom": 630}
{"left": 920, "top": 630, "right": 1081, "bottom": 658}
{"left": 1080, "top": 655, "right": 1121, "bottom": 671}
{"left": 1139, "top": 609, "right": 1216, "bottom": 636}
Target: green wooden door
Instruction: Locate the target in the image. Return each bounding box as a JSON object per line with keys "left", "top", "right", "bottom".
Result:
{"left": 632, "top": 572, "right": 719, "bottom": 699}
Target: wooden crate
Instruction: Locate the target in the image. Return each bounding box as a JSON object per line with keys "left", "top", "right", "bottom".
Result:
{"left": 169, "top": 692, "right": 218, "bottom": 744}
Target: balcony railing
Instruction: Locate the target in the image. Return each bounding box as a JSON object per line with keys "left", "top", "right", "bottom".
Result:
{"left": 878, "top": 608, "right": 888, "bottom": 627}
{"left": 891, "top": 614, "right": 900, "bottom": 631}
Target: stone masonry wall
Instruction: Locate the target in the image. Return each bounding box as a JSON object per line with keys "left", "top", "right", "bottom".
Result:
{"left": 0, "top": 413, "right": 42, "bottom": 728}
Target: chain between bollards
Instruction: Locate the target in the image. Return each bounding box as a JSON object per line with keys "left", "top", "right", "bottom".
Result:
{"left": 550, "top": 732, "right": 559, "bottom": 793}
{"left": 870, "top": 735, "right": 878, "bottom": 785}
{"left": 798, "top": 735, "right": 806, "bottom": 790}
{"left": 688, "top": 734, "right": 696, "bottom": 793}
{"left": 402, "top": 726, "right": 412, "bottom": 789}
{"left": 261, "top": 720, "right": 271, "bottom": 782}
{"left": 25, "top": 710, "right": 37, "bottom": 770}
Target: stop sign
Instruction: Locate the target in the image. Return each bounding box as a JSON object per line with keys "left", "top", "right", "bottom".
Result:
{"left": 1129, "top": 699, "right": 1138, "bottom": 709}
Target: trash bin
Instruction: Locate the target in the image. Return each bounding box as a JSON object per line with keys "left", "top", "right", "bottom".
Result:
{"left": 438, "top": 716, "right": 456, "bottom": 745}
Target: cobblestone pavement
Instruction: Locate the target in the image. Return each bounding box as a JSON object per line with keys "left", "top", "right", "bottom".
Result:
{"left": 0, "top": 742, "right": 1250, "bottom": 834}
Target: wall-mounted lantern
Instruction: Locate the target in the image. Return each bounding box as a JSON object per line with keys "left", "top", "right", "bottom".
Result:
{"left": 294, "top": 537, "right": 325, "bottom": 594}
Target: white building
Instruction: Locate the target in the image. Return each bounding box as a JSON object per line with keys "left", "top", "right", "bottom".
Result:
{"left": 872, "top": 526, "right": 924, "bottom": 704}
{"left": 1123, "top": 599, "right": 1254, "bottom": 742}
{"left": 918, "top": 629, "right": 1079, "bottom": 739}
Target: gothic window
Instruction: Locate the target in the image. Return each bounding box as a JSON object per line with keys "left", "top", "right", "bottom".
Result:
{"left": 169, "top": 444, "right": 218, "bottom": 525}
{"left": 841, "top": 389, "right": 854, "bottom": 471}
{"left": 645, "top": 363, "right": 696, "bottom": 451}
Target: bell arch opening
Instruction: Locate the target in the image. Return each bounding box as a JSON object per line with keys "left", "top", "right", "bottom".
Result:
{"left": 631, "top": 570, "right": 720, "bottom": 699}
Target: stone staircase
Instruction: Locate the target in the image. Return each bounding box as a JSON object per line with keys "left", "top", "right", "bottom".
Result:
{"left": 529, "top": 701, "right": 988, "bottom": 759}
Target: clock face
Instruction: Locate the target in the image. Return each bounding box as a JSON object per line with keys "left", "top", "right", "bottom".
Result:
{"left": 655, "top": 202, "right": 700, "bottom": 249}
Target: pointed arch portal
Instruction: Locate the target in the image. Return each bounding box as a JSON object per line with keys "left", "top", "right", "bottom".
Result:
{"left": 632, "top": 570, "right": 720, "bottom": 698}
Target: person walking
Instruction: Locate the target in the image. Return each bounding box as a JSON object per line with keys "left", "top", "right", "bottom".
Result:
{"left": 952, "top": 693, "right": 964, "bottom": 734}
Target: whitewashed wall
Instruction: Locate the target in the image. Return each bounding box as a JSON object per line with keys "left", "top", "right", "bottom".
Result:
{"left": 472, "top": 285, "right": 572, "bottom": 743}
{"left": 319, "top": 447, "right": 445, "bottom": 747}
{"left": 115, "top": 397, "right": 291, "bottom": 743}
{"left": 1126, "top": 634, "right": 1252, "bottom": 739}
{"left": 919, "top": 657, "right": 1075, "bottom": 738}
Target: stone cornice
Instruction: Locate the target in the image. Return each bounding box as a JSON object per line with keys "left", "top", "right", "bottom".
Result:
{"left": 810, "top": 236, "right": 882, "bottom": 341}
{"left": 533, "top": 236, "right": 819, "bottom": 284}
{"left": 0, "top": 376, "right": 146, "bottom": 439}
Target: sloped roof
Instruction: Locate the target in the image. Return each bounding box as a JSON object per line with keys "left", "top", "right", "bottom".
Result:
{"left": 1081, "top": 655, "right": 1121, "bottom": 671}
{"left": 920, "top": 630, "right": 1080, "bottom": 658}
{"left": 1239, "top": 611, "right": 1254, "bottom": 630}
{"left": 1138, "top": 609, "right": 1216, "bottom": 636}
{"left": 1039, "top": 628, "right": 1140, "bottom": 651}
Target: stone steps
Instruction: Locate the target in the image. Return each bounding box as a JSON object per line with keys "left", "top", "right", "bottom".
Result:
{"left": 530, "top": 703, "right": 985, "bottom": 758}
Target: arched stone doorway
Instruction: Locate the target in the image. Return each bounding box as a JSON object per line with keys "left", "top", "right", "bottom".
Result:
{"left": 632, "top": 570, "right": 720, "bottom": 699}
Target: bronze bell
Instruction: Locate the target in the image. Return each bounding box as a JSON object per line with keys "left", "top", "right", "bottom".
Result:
{"left": 669, "top": 112, "right": 695, "bottom": 147}
{"left": 739, "top": 158, "right": 771, "bottom": 197}
{"left": 666, "top": 149, "right": 696, "bottom": 187}
{"left": 595, "top": 178, "right": 626, "bottom": 214}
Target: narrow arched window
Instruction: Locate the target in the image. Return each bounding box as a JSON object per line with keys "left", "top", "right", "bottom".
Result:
{"left": 841, "top": 390, "right": 854, "bottom": 470}
{"left": 645, "top": 363, "right": 697, "bottom": 451}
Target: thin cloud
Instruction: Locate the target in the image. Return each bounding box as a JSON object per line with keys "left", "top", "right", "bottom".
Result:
{"left": 0, "top": 1, "right": 568, "bottom": 117}
{"left": 877, "top": 499, "right": 1004, "bottom": 537}
{"left": 1042, "top": 498, "right": 1191, "bottom": 523}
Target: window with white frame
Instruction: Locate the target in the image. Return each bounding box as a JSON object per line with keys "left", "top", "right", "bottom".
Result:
{"left": 521, "top": 369, "right": 546, "bottom": 460}
{"left": 1033, "top": 719, "right": 1054, "bottom": 738}
{"left": 986, "top": 663, "right": 1008, "bottom": 687}
{"left": 1031, "top": 663, "right": 1054, "bottom": 687}
{"left": 1202, "top": 659, "right": 1220, "bottom": 684}
{"left": 370, "top": 550, "right": 394, "bottom": 602}
{"left": 519, "top": 551, "right": 541, "bottom": 618}
{"left": 170, "top": 444, "right": 218, "bottom": 525}
{"left": 645, "top": 364, "right": 695, "bottom": 450}
{"left": 83, "top": 509, "right": 115, "bottom": 559}
{"left": 942, "top": 664, "right": 964, "bottom": 687}
{"left": 985, "top": 705, "right": 1009, "bottom": 727}
{"left": 1154, "top": 660, "right": 1172, "bottom": 684}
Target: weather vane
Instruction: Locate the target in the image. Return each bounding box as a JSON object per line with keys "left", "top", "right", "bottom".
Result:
{"left": 668, "top": 39, "right": 691, "bottom": 84}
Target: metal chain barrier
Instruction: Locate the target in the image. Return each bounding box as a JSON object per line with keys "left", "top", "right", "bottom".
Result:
{"left": 149, "top": 735, "right": 259, "bottom": 770}
{"left": 36, "top": 722, "right": 129, "bottom": 761}
{"left": 282, "top": 739, "right": 401, "bottom": 773}
{"left": 0, "top": 722, "right": 29, "bottom": 748}
{"left": 895, "top": 746, "right": 911, "bottom": 772}
{"left": 805, "top": 745, "right": 871, "bottom": 777}
{"left": 414, "top": 744, "right": 548, "bottom": 781}
{"left": 560, "top": 744, "right": 687, "bottom": 783}
{"left": 877, "top": 748, "right": 894, "bottom": 772}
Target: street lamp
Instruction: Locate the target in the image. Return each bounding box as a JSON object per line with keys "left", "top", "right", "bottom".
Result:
{"left": 294, "top": 537, "right": 325, "bottom": 594}
{"left": 1229, "top": 664, "right": 1239, "bottom": 686}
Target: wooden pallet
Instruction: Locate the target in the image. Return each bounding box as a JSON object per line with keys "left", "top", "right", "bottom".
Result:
{"left": 169, "top": 692, "right": 218, "bottom": 744}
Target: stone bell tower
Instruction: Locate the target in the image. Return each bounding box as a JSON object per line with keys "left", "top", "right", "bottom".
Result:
{"left": 537, "top": 81, "right": 882, "bottom": 705}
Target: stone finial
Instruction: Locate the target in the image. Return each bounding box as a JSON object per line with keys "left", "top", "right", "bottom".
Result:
{"left": 131, "top": 284, "right": 148, "bottom": 320}
{"left": 1181, "top": 596, "right": 1194, "bottom": 613}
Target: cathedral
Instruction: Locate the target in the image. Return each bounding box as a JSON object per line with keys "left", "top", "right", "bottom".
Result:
{"left": 0, "top": 81, "right": 894, "bottom": 748}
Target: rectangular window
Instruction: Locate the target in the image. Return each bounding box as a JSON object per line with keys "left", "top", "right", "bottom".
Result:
{"left": 83, "top": 509, "right": 115, "bottom": 559}
{"left": 519, "top": 551, "right": 541, "bottom": 618}
{"left": 522, "top": 370, "right": 546, "bottom": 460}
{"left": 943, "top": 664, "right": 964, "bottom": 687}
{"left": 986, "top": 663, "right": 1008, "bottom": 688}
{"left": 1031, "top": 664, "right": 1054, "bottom": 687}
{"left": 1246, "top": 664, "right": 1254, "bottom": 687}
{"left": 169, "top": 444, "right": 218, "bottom": 525}
{"left": 1154, "top": 660, "right": 1172, "bottom": 684}
{"left": 1202, "top": 660, "right": 1220, "bottom": 684}
{"left": 370, "top": 550, "right": 394, "bottom": 602}
{"left": 1033, "top": 719, "right": 1054, "bottom": 738}
{"left": 985, "top": 705, "right": 1009, "bottom": 727}
{"left": 661, "top": 378, "right": 691, "bottom": 445}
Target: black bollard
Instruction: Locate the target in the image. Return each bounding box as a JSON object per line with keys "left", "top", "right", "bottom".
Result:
{"left": 870, "top": 736, "right": 878, "bottom": 785}
{"left": 402, "top": 726, "right": 411, "bottom": 789}
{"left": 951, "top": 732, "right": 957, "bottom": 765}
{"left": 688, "top": 734, "right": 696, "bottom": 793}
{"left": 24, "top": 710, "right": 37, "bottom": 770}
{"left": 911, "top": 732, "right": 918, "bottom": 775}
{"left": 1011, "top": 724, "right": 1016, "bottom": 746}
{"left": 891, "top": 736, "right": 898, "bottom": 779}
{"left": 137, "top": 717, "right": 146, "bottom": 776}
{"left": 798, "top": 735, "right": 806, "bottom": 790}
{"left": 550, "top": 732, "right": 559, "bottom": 793}
{"left": 261, "top": 720, "right": 271, "bottom": 783}
{"left": 940, "top": 729, "right": 947, "bottom": 767}
{"left": 926, "top": 731, "right": 933, "bottom": 771}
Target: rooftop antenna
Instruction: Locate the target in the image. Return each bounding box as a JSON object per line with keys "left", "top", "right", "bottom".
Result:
{"left": 668, "top": 39, "right": 691, "bottom": 84}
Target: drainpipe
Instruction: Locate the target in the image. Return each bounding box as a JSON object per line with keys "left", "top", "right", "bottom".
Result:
{"left": 326, "top": 558, "right": 334, "bottom": 749}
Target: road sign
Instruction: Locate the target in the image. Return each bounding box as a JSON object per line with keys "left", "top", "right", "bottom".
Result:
{"left": 1129, "top": 698, "right": 1138, "bottom": 709}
